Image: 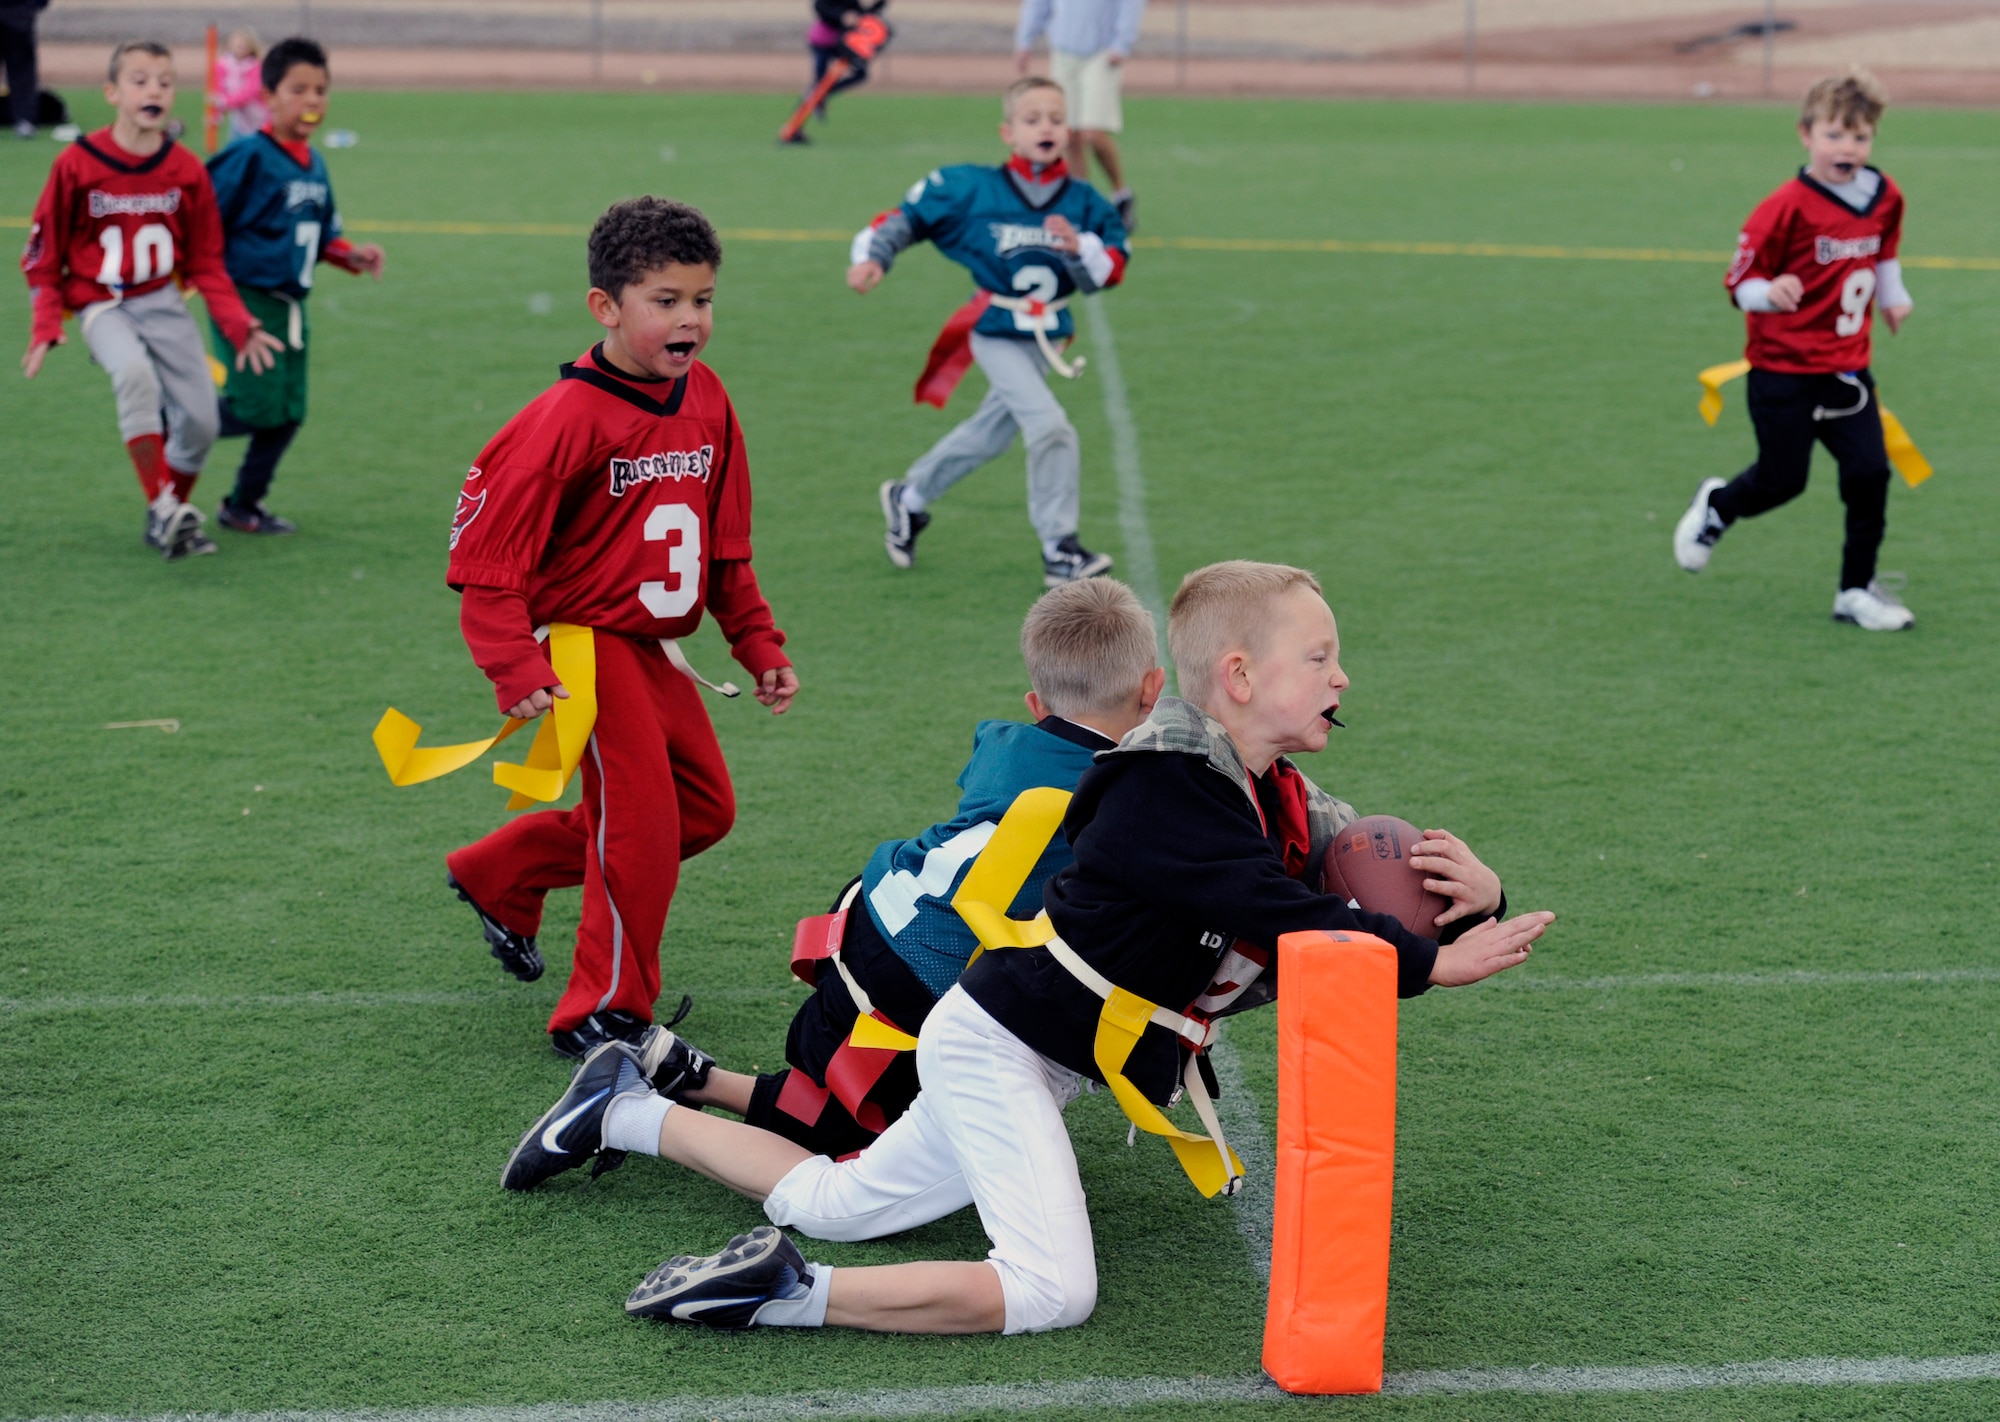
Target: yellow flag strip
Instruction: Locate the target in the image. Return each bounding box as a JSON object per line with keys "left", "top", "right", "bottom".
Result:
{"left": 373, "top": 622, "right": 598, "bottom": 809}
{"left": 1697, "top": 360, "right": 1933, "bottom": 488}
{"left": 849, "top": 1013, "right": 921, "bottom": 1053}
{"left": 951, "top": 786, "right": 1243, "bottom": 1198}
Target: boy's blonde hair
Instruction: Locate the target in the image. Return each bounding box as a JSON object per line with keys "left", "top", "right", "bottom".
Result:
{"left": 1021, "top": 578, "right": 1157, "bottom": 717}
{"left": 1003, "top": 75, "right": 1065, "bottom": 119}
{"left": 108, "top": 41, "right": 172, "bottom": 82}
{"left": 1169, "top": 560, "right": 1324, "bottom": 707}
{"left": 1801, "top": 68, "right": 1887, "bottom": 132}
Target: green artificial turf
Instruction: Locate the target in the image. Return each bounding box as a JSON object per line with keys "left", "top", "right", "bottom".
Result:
{"left": 2, "top": 89, "right": 1998, "bottom": 1421}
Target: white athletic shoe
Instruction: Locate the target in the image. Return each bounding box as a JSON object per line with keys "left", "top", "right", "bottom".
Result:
{"left": 1673, "top": 477, "right": 1728, "bottom": 572}
{"left": 1832, "top": 580, "right": 1914, "bottom": 631}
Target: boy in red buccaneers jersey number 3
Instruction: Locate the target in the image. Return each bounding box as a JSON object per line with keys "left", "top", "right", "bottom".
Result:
{"left": 444, "top": 198, "right": 799, "bottom": 1060}
{"left": 1673, "top": 69, "right": 1917, "bottom": 631}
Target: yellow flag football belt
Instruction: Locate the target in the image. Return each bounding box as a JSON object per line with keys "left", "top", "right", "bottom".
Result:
{"left": 1697, "top": 359, "right": 1933, "bottom": 488}
{"left": 373, "top": 623, "right": 598, "bottom": 810}
{"left": 951, "top": 787, "right": 1246, "bottom": 1199}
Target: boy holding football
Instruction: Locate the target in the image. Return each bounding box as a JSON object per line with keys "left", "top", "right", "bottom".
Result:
{"left": 20, "top": 40, "right": 283, "bottom": 560}
{"left": 851, "top": 75, "right": 1129, "bottom": 588}
{"left": 502, "top": 577, "right": 1163, "bottom": 1182}
{"left": 205, "top": 36, "right": 385, "bottom": 535}
{"left": 511, "top": 560, "right": 1550, "bottom": 1337}
{"left": 440, "top": 197, "right": 798, "bottom": 1060}
{"left": 1674, "top": 69, "right": 1917, "bottom": 631}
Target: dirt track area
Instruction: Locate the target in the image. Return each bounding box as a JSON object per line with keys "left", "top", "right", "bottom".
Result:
{"left": 34, "top": 0, "right": 2000, "bottom": 104}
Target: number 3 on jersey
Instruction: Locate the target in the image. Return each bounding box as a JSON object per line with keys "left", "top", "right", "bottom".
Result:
{"left": 1835, "top": 267, "right": 1876, "bottom": 338}
{"left": 638, "top": 502, "right": 700, "bottom": 618}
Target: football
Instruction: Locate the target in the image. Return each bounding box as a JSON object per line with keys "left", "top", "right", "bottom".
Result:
{"left": 1322, "top": 815, "right": 1450, "bottom": 937}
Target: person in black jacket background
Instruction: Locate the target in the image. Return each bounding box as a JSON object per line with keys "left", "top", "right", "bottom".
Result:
{"left": 0, "top": 0, "right": 49, "bottom": 138}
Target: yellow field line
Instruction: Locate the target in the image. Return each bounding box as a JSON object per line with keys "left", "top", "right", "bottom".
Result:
{"left": 5, "top": 214, "right": 1994, "bottom": 269}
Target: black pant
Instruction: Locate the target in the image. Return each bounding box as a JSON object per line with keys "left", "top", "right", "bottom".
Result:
{"left": 1710, "top": 366, "right": 1892, "bottom": 591}
{"left": 0, "top": 18, "right": 38, "bottom": 128}
{"left": 743, "top": 879, "right": 933, "bottom": 1158}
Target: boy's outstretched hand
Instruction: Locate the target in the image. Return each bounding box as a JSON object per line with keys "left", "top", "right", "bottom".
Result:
{"left": 848, "top": 261, "right": 885, "bottom": 294}
{"left": 756, "top": 666, "right": 800, "bottom": 715}
{"left": 237, "top": 326, "right": 288, "bottom": 375}
{"left": 21, "top": 335, "right": 60, "bottom": 379}
{"left": 1428, "top": 911, "right": 1553, "bottom": 987}
{"left": 1414, "top": 829, "right": 1503, "bottom": 926}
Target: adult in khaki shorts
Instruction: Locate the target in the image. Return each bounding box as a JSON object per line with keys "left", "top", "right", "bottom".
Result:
{"left": 1015, "top": 0, "right": 1145, "bottom": 231}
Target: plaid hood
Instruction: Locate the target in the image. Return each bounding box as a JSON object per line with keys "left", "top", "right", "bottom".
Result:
{"left": 1100, "top": 695, "right": 1357, "bottom": 887}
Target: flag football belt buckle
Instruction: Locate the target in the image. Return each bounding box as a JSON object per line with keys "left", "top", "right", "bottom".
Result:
{"left": 984, "top": 291, "right": 1085, "bottom": 379}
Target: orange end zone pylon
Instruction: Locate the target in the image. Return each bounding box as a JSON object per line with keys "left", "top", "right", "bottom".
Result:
{"left": 777, "top": 59, "right": 851, "bottom": 144}
{"left": 202, "top": 23, "right": 219, "bottom": 154}
{"left": 1262, "top": 929, "right": 1400, "bottom": 1395}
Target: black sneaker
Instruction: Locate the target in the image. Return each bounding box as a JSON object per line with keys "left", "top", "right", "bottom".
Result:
{"left": 1112, "top": 188, "right": 1137, "bottom": 234}
{"left": 448, "top": 874, "right": 544, "bottom": 983}
{"left": 879, "top": 480, "right": 931, "bottom": 569}
{"left": 180, "top": 525, "right": 220, "bottom": 557}
{"left": 218, "top": 499, "right": 297, "bottom": 535}
{"left": 634, "top": 1019, "right": 716, "bottom": 1100}
{"left": 626, "top": 1226, "right": 813, "bottom": 1328}
{"left": 501, "top": 1040, "right": 651, "bottom": 1191}
{"left": 549, "top": 1007, "right": 649, "bottom": 1061}
{"left": 1042, "top": 535, "right": 1114, "bottom": 588}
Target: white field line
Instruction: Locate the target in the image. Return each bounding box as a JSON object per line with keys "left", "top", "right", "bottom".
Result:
{"left": 7, "top": 967, "right": 1992, "bottom": 1019}
{"left": 1078, "top": 295, "right": 1169, "bottom": 671}
{"left": 0, "top": 985, "right": 796, "bottom": 1017}
{"left": 1502, "top": 966, "right": 2000, "bottom": 992}
{"left": 1084, "top": 294, "right": 1274, "bottom": 1278}
{"left": 24, "top": 1351, "right": 2000, "bottom": 1422}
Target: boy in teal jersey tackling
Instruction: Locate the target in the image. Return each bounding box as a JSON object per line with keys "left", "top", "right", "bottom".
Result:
{"left": 206, "top": 36, "right": 384, "bottom": 534}
{"left": 851, "top": 75, "right": 1129, "bottom": 587}
{"left": 503, "top": 577, "right": 1165, "bottom": 1177}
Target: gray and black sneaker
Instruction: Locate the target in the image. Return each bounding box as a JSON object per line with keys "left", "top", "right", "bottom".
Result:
{"left": 145, "top": 494, "right": 201, "bottom": 560}
{"left": 448, "top": 873, "right": 544, "bottom": 982}
{"left": 626, "top": 1226, "right": 814, "bottom": 1328}
{"left": 548, "top": 1008, "right": 649, "bottom": 1061}
{"left": 634, "top": 1020, "right": 716, "bottom": 1100}
{"left": 1042, "top": 535, "right": 1114, "bottom": 588}
{"left": 501, "top": 1039, "right": 652, "bottom": 1191}
{"left": 879, "top": 480, "right": 931, "bottom": 569}
{"left": 1111, "top": 187, "right": 1136, "bottom": 234}
{"left": 218, "top": 499, "right": 297, "bottom": 535}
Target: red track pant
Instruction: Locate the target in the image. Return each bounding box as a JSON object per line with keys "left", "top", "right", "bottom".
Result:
{"left": 445, "top": 635, "right": 735, "bottom": 1033}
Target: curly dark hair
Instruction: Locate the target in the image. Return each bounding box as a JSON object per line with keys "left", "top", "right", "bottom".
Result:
{"left": 588, "top": 198, "right": 723, "bottom": 300}
{"left": 262, "top": 37, "right": 329, "bottom": 92}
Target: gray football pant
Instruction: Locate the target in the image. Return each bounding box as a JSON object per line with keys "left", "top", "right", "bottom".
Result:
{"left": 903, "top": 332, "right": 1080, "bottom": 544}
{"left": 82, "top": 284, "right": 220, "bottom": 475}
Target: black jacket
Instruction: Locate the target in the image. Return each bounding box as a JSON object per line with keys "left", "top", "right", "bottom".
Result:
{"left": 962, "top": 750, "right": 1482, "bottom": 1104}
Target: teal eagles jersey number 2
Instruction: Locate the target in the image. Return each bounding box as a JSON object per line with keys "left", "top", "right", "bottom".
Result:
{"left": 206, "top": 132, "right": 343, "bottom": 300}
{"left": 899, "top": 163, "right": 1129, "bottom": 342}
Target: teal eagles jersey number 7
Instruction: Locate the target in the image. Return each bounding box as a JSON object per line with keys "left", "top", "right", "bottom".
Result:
{"left": 206, "top": 132, "right": 343, "bottom": 300}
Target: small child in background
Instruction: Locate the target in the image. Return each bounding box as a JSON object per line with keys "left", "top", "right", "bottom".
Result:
{"left": 211, "top": 30, "right": 266, "bottom": 142}
{"left": 807, "top": 0, "right": 885, "bottom": 114}
{"left": 206, "top": 36, "right": 384, "bottom": 534}
{"left": 851, "top": 75, "right": 1129, "bottom": 588}
{"left": 1673, "top": 68, "right": 1917, "bottom": 631}
{"left": 19, "top": 40, "right": 283, "bottom": 560}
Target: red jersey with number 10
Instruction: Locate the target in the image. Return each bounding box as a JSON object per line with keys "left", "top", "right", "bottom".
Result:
{"left": 446, "top": 346, "right": 755, "bottom": 642}
{"left": 21, "top": 129, "right": 253, "bottom": 350}
{"left": 1724, "top": 167, "right": 1904, "bottom": 375}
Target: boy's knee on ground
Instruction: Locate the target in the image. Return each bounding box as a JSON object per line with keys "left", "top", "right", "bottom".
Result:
{"left": 996, "top": 1247, "right": 1096, "bottom": 1334}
